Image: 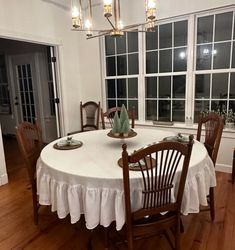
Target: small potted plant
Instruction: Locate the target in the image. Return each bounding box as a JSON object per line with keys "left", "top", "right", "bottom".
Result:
{"left": 120, "top": 105, "right": 130, "bottom": 137}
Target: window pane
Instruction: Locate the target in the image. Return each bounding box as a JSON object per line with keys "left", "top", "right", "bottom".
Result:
{"left": 128, "top": 54, "right": 139, "bottom": 75}
{"left": 117, "top": 55, "right": 127, "bottom": 75}
{"left": 215, "top": 12, "right": 233, "bottom": 42}
{"left": 106, "top": 79, "right": 116, "bottom": 98}
{"left": 159, "top": 100, "right": 170, "bottom": 121}
{"left": 117, "top": 100, "right": 127, "bottom": 108}
{"left": 117, "top": 79, "right": 126, "bottom": 98}
{"left": 128, "top": 32, "right": 138, "bottom": 53}
{"left": 197, "top": 15, "right": 213, "bottom": 43}
{"left": 174, "top": 20, "right": 187, "bottom": 46}
{"left": 230, "top": 73, "right": 235, "bottom": 98}
{"left": 128, "top": 100, "right": 138, "bottom": 119}
{"left": 212, "top": 73, "right": 228, "bottom": 99}
{"left": 159, "top": 49, "right": 172, "bottom": 72}
{"left": 105, "top": 36, "right": 115, "bottom": 56}
{"left": 159, "top": 23, "right": 172, "bottom": 49}
{"left": 173, "top": 75, "right": 186, "bottom": 98}
{"left": 116, "top": 34, "right": 126, "bottom": 54}
{"left": 173, "top": 101, "right": 185, "bottom": 121}
{"left": 211, "top": 100, "right": 227, "bottom": 112}
{"left": 106, "top": 57, "right": 116, "bottom": 76}
{"left": 146, "top": 51, "right": 158, "bottom": 73}
{"left": 213, "top": 42, "right": 231, "bottom": 69}
{"left": 196, "top": 44, "right": 212, "bottom": 70}
{"left": 146, "top": 77, "right": 157, "bottom": 98}
{"left": 194, "top": 100, "right": 210, "bottom": 122}
{"left": 174, "top": 47, "right": 187, "bottom": 72}
{"left": 128, "top": 78, "right": 138, "bottom": 98}
{"left": 159, "top": 76, "right": 171, "bottom": 98}
{"left": 146, "top": 100, "right": 157, "bottom": 120}
{"left": 146, "top": 27, "right": 158, "bottom": 50}
{"left": 195, "top": 74, "right": 210, "bottom": 98}
{"left": 108, "top": 99, "right": 116, "bottom": 109}
{"left": 232, "top": 43, "right": 235, "bottom": 68}
{"left": 229, "top": 101, "right": 235, "bottom": 112}
{"left": 22, "top": 65, "right": 26, "bottom": 77}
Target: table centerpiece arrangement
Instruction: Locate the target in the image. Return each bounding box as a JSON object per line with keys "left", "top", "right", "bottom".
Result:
{"left": 107, "top": 104, "right": 137, "bottom": 139}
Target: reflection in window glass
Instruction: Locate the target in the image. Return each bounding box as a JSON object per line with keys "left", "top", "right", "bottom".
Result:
{"left": 146, "top": 77, "right": 157, "bottom": 98}
{"left": 106, "top": 57, "right": 116, "bottom": 76}
{"left": 159, "top": 23, "right": 172, "bottom": 48}
{"left": 211, "top": 100, "right": 227, "bottom": 111}
{"left": 128, "top": 100, "right": 138, "bottom": 117}
{"left": 197, "top": 15, "right": 213, "bottom": 43}
{"left": 117, "top": 79, "right": 126, "bottom": 98}
{"left": 215, "top": 12, "right": 233, "bottom": 42}
{"left": 146, "top": 51, "right": 158, "bottom": 73}
{"left": 128, "top": 32, "right": 138, "bottom": 53}
{"left": 196, "top": 44, "right": 212, "bottom": 70}
{"left": 159, "top": 76, "right": 171, "bottom": 98}
{"left": 117, "top": 55, "right": 127, "bottom": 75}
{"left": 106, "top": 79, "right": 116, "bottom": 98}
{"left": 232, "top": 43, "right": 235, "bottom": 68}
{"left": 194, "top": 100, "right": 210, "bottom": 122}
{"left": 159, "top": 49, "right": 172, "bottom": 72}
{"left": 174, "top": 21, "right": 188, "bottom": 47}
{"left": 174, "top": 47, "right": 187, "bottom": 72}
{"left": 195, "top": 74, "right": 210, "bottom": 98}
{"left": 146, "top": 100, "right": 157, "bottom": 120}
{"left": 146, "top": 27, "right": 158, "bottom": 50}
{"left": 213, "top": 42, "right": 231, "bottom": 69}
{"left": 105, "top": 36, "right": 115, "bottom": 55}
{"left": 116, "top": 34, "right": 126, "bottom": 54}
{"left": 128, "top": 78, "right": 138, "bottom": 98}
{"left": 108, "top": 100, "right": 116, "bottom": 109}
{"left": 173, "top": 76, "right": 186, "bottom": 98}
{"left": 128, "top": 54, "right": 139, "bottom": 75}
{"left": 212, "top": 73, "right": 228, "bottom": 99}
{"left": 229, "top": 101, "right": 235, "bottom": 112}
{"left": 173, "top": 101, "right": 185, "bottom": 121}
{"left": 159, "top": 101, "right": 170, "bottom": 121}
{"left": 230, "top": 73, "right": 235, "bottom": 98}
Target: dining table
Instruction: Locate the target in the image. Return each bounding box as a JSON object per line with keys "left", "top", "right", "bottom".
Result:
{"left": 36, "top": 127, "right": 216, "bottom": 230}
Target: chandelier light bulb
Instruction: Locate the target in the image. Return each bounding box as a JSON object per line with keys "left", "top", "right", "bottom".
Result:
{"left": 72, "top": 6, "right": 79, "bottom": 18}
{"left": 147, "top": 0, "right": 156, "bottom": 9}
{"left": 146, "top": 0, "right": 156, "bottom": 20}
{"left": 85, "top": 19, "right": 93, "bottom": 37}
{"left": 103, "top": 0, "right": 112, "bottom": 17}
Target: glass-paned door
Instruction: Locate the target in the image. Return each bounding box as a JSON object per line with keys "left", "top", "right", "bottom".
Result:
{"left": 16, "top": 64, "right": 36, "bottom": 123}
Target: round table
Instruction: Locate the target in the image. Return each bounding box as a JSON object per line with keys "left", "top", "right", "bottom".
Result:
{"left": 37, "top": 128, "right": 216, "bottom": 230}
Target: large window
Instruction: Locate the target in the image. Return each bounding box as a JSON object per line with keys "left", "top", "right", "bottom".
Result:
{"left": 103, "top": 7, "right": 235, "bottom": 124}
{"left": 194, "top": 11, "right": 235, "bottom": 122}
{"left": 105, "top": 33, "right": 139, "bottom": 118}
{"left": 145, "top": 20, "right": 188, "bottom": 122}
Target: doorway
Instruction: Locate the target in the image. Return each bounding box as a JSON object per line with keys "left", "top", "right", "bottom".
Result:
{"left": 0, "top": 38, "right": 61, "bottom": 142}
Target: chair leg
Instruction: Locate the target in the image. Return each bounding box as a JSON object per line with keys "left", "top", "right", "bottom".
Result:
{"left": 104, "top": 227, "right": 109, "bottom": 250}
{"left": 232, "top": 155, "right": 235, "bottom": 184}
{"left": 209, "top": 187, "right": 215, "bottom": 221}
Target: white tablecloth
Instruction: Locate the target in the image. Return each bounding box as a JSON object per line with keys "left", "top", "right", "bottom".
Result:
{"left": 37, "top": 128, "right": 216, "bottom": 230}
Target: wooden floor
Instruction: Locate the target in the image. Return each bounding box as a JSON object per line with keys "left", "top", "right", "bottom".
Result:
{"left": 1, "top": 136, "right": 235, "bottom": 250}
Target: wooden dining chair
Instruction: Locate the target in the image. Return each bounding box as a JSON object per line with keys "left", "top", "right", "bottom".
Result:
{"left": 196, "top": 112, "right": 224, "bottom": 221}
{"left": 101, "top": 106, "right": 135, "bottom": 129}
{"left": 15, "top": 120, "right": 44, "bottom": 225}
{"left": 106, "top": 136, "right": 193, "bottom": 250}
{"left": 68, "top": 101, "right": 100, "bottom": 135}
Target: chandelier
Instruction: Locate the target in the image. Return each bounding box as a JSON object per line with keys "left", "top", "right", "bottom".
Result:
{"left": 71, "top": 0, "right": 157, "bottom": 39}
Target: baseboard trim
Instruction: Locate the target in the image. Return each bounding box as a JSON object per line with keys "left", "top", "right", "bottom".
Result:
{"left": 0, "top": 174, "right": 8, "bottom": 186}
{"left": 215, "top": 164, "right": 232, "bottom": 173}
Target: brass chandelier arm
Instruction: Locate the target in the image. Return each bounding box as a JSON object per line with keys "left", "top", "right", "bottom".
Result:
{"left": 106, "top": 16, "right": 116, "bottom": 30}
{"left": 120, "top": 19, "right": 157, "bottom": 31}
{"left": 86, "top": 31, "right": 111, "bottom": 40}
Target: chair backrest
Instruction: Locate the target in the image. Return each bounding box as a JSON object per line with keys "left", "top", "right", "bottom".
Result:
{"left": 15, "top": 121, "right": 43, "bottom": 183}
{"left": 101, "top": 106, "right": 135, "bottom": 129}
{"left": 80, "top": 101, "right": 100, "bottom": 132}
{"left": 196, "top": 112, "right": 224, "bottom": 165}
{"left": 122, "top": 136, "right": 193, "bottom": 225}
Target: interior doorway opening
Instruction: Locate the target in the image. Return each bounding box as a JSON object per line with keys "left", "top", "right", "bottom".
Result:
{"left": 0, "top": 38, "right": 61, "bottom": 142}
